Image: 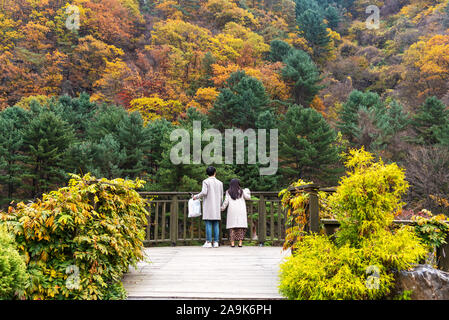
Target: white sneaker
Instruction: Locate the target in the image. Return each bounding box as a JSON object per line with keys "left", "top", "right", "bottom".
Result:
{"left": 202, "top": 241, "right": 212, "bottom": 248}
{"left": 213, "top": 242, "right": 219, "bottom": 248}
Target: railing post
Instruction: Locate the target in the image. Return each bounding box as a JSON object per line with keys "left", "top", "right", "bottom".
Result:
{"left": 258, "top": 194, "right": 266, "bottom": 246}
{"left": 170, "top": 195, "right": 178, "bottom": 246}
{"left": 438, "top": 234, "right": 449, "bottom": 272}
{"left": 308, "top": 188, "right": 319, "bottom": 233}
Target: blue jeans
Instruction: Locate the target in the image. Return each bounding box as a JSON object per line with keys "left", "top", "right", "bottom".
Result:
{"left": 205, "top": 220, "right": 220, "bottom": 243}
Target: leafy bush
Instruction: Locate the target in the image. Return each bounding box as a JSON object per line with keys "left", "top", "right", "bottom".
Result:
{"left": 412, "top": 213, "right": 449, "bottom": 250}
{"left": 0, "top": 225, "right": 28, "bottom": 299}
{"left": 329, "top": 147, "right": 409, "bottom": 247}
{"left": 0, "top": 173, "right": 148, "bottom": 300}
{"left": 279, "top": 179, "right": 333, "bottom": 251}
{"left": 279, "top": 148, "right": 427, "bottom": 300}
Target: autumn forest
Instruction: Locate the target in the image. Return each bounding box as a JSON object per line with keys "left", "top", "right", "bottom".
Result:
{"left": 0, "top": 0, "right": 449, "bottom": 215}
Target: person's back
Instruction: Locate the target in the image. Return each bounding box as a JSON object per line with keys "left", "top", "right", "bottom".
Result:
{"left": 193, "top": 166, "right": 223, "bottom": 248}
{"left": 221, "top": 179, "right": 250, "bottom": 247}
{"left": 200, "top": 176, "right": 223, "bottom": 220}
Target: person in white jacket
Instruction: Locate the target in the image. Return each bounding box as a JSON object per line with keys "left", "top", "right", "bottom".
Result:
{"left": 220, "top": 179, "right": 251, "bottom": 247}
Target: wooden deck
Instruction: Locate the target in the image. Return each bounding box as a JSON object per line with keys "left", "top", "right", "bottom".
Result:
{"left": 123, "top": 246, "right": 291, "bottom": 300}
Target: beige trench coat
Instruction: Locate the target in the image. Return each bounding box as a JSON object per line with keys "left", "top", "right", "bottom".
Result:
{"left": 221, "top": 188, "right": 251, "bottom": 229}
{"left": 194, "top": 176, "right": 223, "bottom": 220}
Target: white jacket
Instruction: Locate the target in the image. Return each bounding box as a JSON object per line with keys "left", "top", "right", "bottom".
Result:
{"left": 221, "top": 188, "right": 251, "bottom": 229}
{"left": 194, "top": 176, "right": 223, "bottom": 220}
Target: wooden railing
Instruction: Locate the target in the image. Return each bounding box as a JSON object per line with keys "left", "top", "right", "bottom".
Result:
{"left": 139, "top": 191, "right": 287, "bottom": 246}
{"left": 289, "top": 184, "right": 449, "bottom": 272}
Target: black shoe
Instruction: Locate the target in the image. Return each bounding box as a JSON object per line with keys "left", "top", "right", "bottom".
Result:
{"left": 238, "top": 244, "right": 242, "bottom": 247}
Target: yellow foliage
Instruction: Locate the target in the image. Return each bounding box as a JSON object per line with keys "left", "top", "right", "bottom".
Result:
{"left": 129, "top": 95, "right": 185, "bottom": 124}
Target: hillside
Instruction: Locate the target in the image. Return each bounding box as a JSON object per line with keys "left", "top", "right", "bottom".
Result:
{"left": 0, "top": 0, "right": 449, "bottom": 213}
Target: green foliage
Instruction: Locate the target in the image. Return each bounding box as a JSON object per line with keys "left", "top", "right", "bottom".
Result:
{"left": 268, "top": 39, "right": 292, "bottom": 62}
{"left": 279, "top": 104, "right": 341, "bottom": 184}
{"left": 413, "top": 96, "right": 449, "bottom": 145}
{"left": 0, "top": 173, "right": 148, "bottom": 300}
{"left": 330, "top": 148, "right": 409, "bottom": 246}
{"left": 209, "top": 70, "right": 270, "bottom": 130}
{"left": 0, "top": 106, "right": 29, "bottom": 204}
{"left": 0, "top": 225, "right": 28, "bottom": 300}
{"left": 281, "top": 50, "right": 323, "bottom": 106}
{"left": 22, "top": 104, "right": 76, "bottom": 198}
{"left": 279, "top": 148, "right": 427, "bottom": 300}
{"left": 296, "top": 9, "right": 331, "bottom": 59}
{"left": 337, "top": 90, "right": 385, "bottom": 147}
{"left": 412, "top": 214, "right": 449, "bottom": 249}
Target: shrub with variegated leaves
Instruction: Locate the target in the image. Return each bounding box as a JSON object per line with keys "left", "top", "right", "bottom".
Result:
{"left": 0, "top": 173, "right": 148, "bottom": 300}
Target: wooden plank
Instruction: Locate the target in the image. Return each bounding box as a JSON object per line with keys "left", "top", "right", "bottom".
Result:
{"left": 161, "top": 202, "right": 166, "bottom": 240}
{"left": 182, "top": 200, "right": 187, "bottom": 241}
{"left": 270, "top": 201, "right": 274, "bottom": 241}
{"left": 277, "top": 201, "right": 281, "bottom": 242}
{"left": 154, "top": 202, "right": 159, "bottom": 244}
{"left": 123, "top": 246, "right": 289, "bottom": 300}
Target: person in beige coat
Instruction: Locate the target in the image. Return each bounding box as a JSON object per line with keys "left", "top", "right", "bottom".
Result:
{"left": 221, "top": 179, "right": 251, "bottom": 247}
{"left": 193, "top": 166, "right": 223, "bottom": 248}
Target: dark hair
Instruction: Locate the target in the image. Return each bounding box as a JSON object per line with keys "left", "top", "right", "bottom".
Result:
{"left": 206, "top": 166, "right": 216, "bottom": 176}
{"left": 228, "top": 178, "right": 243, "bottom": 200}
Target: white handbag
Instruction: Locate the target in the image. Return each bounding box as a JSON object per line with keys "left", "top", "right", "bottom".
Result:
{"left": 188, "top": 198, "right": 202, "bottom": 218}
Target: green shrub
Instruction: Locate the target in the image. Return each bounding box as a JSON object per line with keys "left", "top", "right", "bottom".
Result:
{"left": 0, "top": 225, "right": 28, "bottom": 299}
{"left": 279, "top": 148, "right": 427, "bottom": 300}
{"left": 0, "top": 173, "right": 148, "bottom": 300}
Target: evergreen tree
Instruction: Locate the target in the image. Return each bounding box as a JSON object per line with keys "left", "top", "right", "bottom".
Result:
{"left": 88, "top": 134, "right": 126, "bottom": 179}
{"left": 324, "top": 5, "right": 341, "bottom": 30}
{"left": 116, "top": 112, "right": 152, "bottom": 178}
{"left": 0, "top": 107, "right": 30, "bottom": 204}
{"left": 146, "top": 118, "right": 174, "bottom": 175}
{"left": 373, "top": 100, "right": 410, "bottom": 150}
{"left": 152, "top": 108, "right": 235, "bottom": 191}
{"left": 281, "top": 49, "right": 323, "bottom": 106}
{"left": 337, "top": 90, "right": 384, "bottom": 146}
{"left": 52, "top": 93, "right": 98, "bottom": 138}
{"left": 297, "top": 9, "right": 331, "bottom": 59}
{"left": 294, "top": 0, "right": 320, "bottom": 17}
{"left": 279, "top": 104, "right": 340, "bottom": 184}
{"left": 231, "top": 110, "right": 281, "bottom": 191}
{"left": 22, "top": 107, "right": 76, "bottom": 198}
{"left": 209, "top": 71, "right": 270, "bottom": 130}
{"left": 412, "top": 96, "right": 449, "bottom": 145}
{"left": 268, "top": 39, "right": 292, "bottom": 62}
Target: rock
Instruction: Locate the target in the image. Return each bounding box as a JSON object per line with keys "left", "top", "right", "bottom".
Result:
{"left": 393, "top": 264, "right": 449, "bottom": 300}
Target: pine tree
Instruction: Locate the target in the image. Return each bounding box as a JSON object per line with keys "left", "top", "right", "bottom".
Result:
{"left": 22, "top": 107, "right": 76, "bottom": 198}
{"left": 151, "top": 108, "right": 235, "bottom": 191}
{"left": 413, "top": 96, "right": 449, "bottom": 145}
{"left": 373, "top": 100, "right": 410, "bottom": 149}
{"left": 88, "top": 134, "right": 126, "bottom": 179}
{"left": 297, "top": 9, "right": 331, "bottom": 59}
{"left": 294, "top": 0, "right": 320, "bottom": 17}
{"left": 231, "top": 110, "right": 281, "bottom": 191}
{"left": 324, "top": 5, "right": 341, "bottom": 30}
{"left": 337, "top": 90, "right": 384, "bottom": 146}
{"left": 0, "top": 107, "right": 30, "bottom": 204}
{"left": 52, "top": 93, "right": 98, "bottom": 138}
{"left": 209, "top": 71, "right": 270, "bottom": 130}
{"left": 281, "top": 49, "right": 323, "bottom": 107}
{"left": 268, "top": 39, "right": 292, "bottom": 62}
{"left": 116, "top": 112, "right": 152, "bottom": 178}
{"left": 279, "top": 104, "right": 340, "bottom": 184}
